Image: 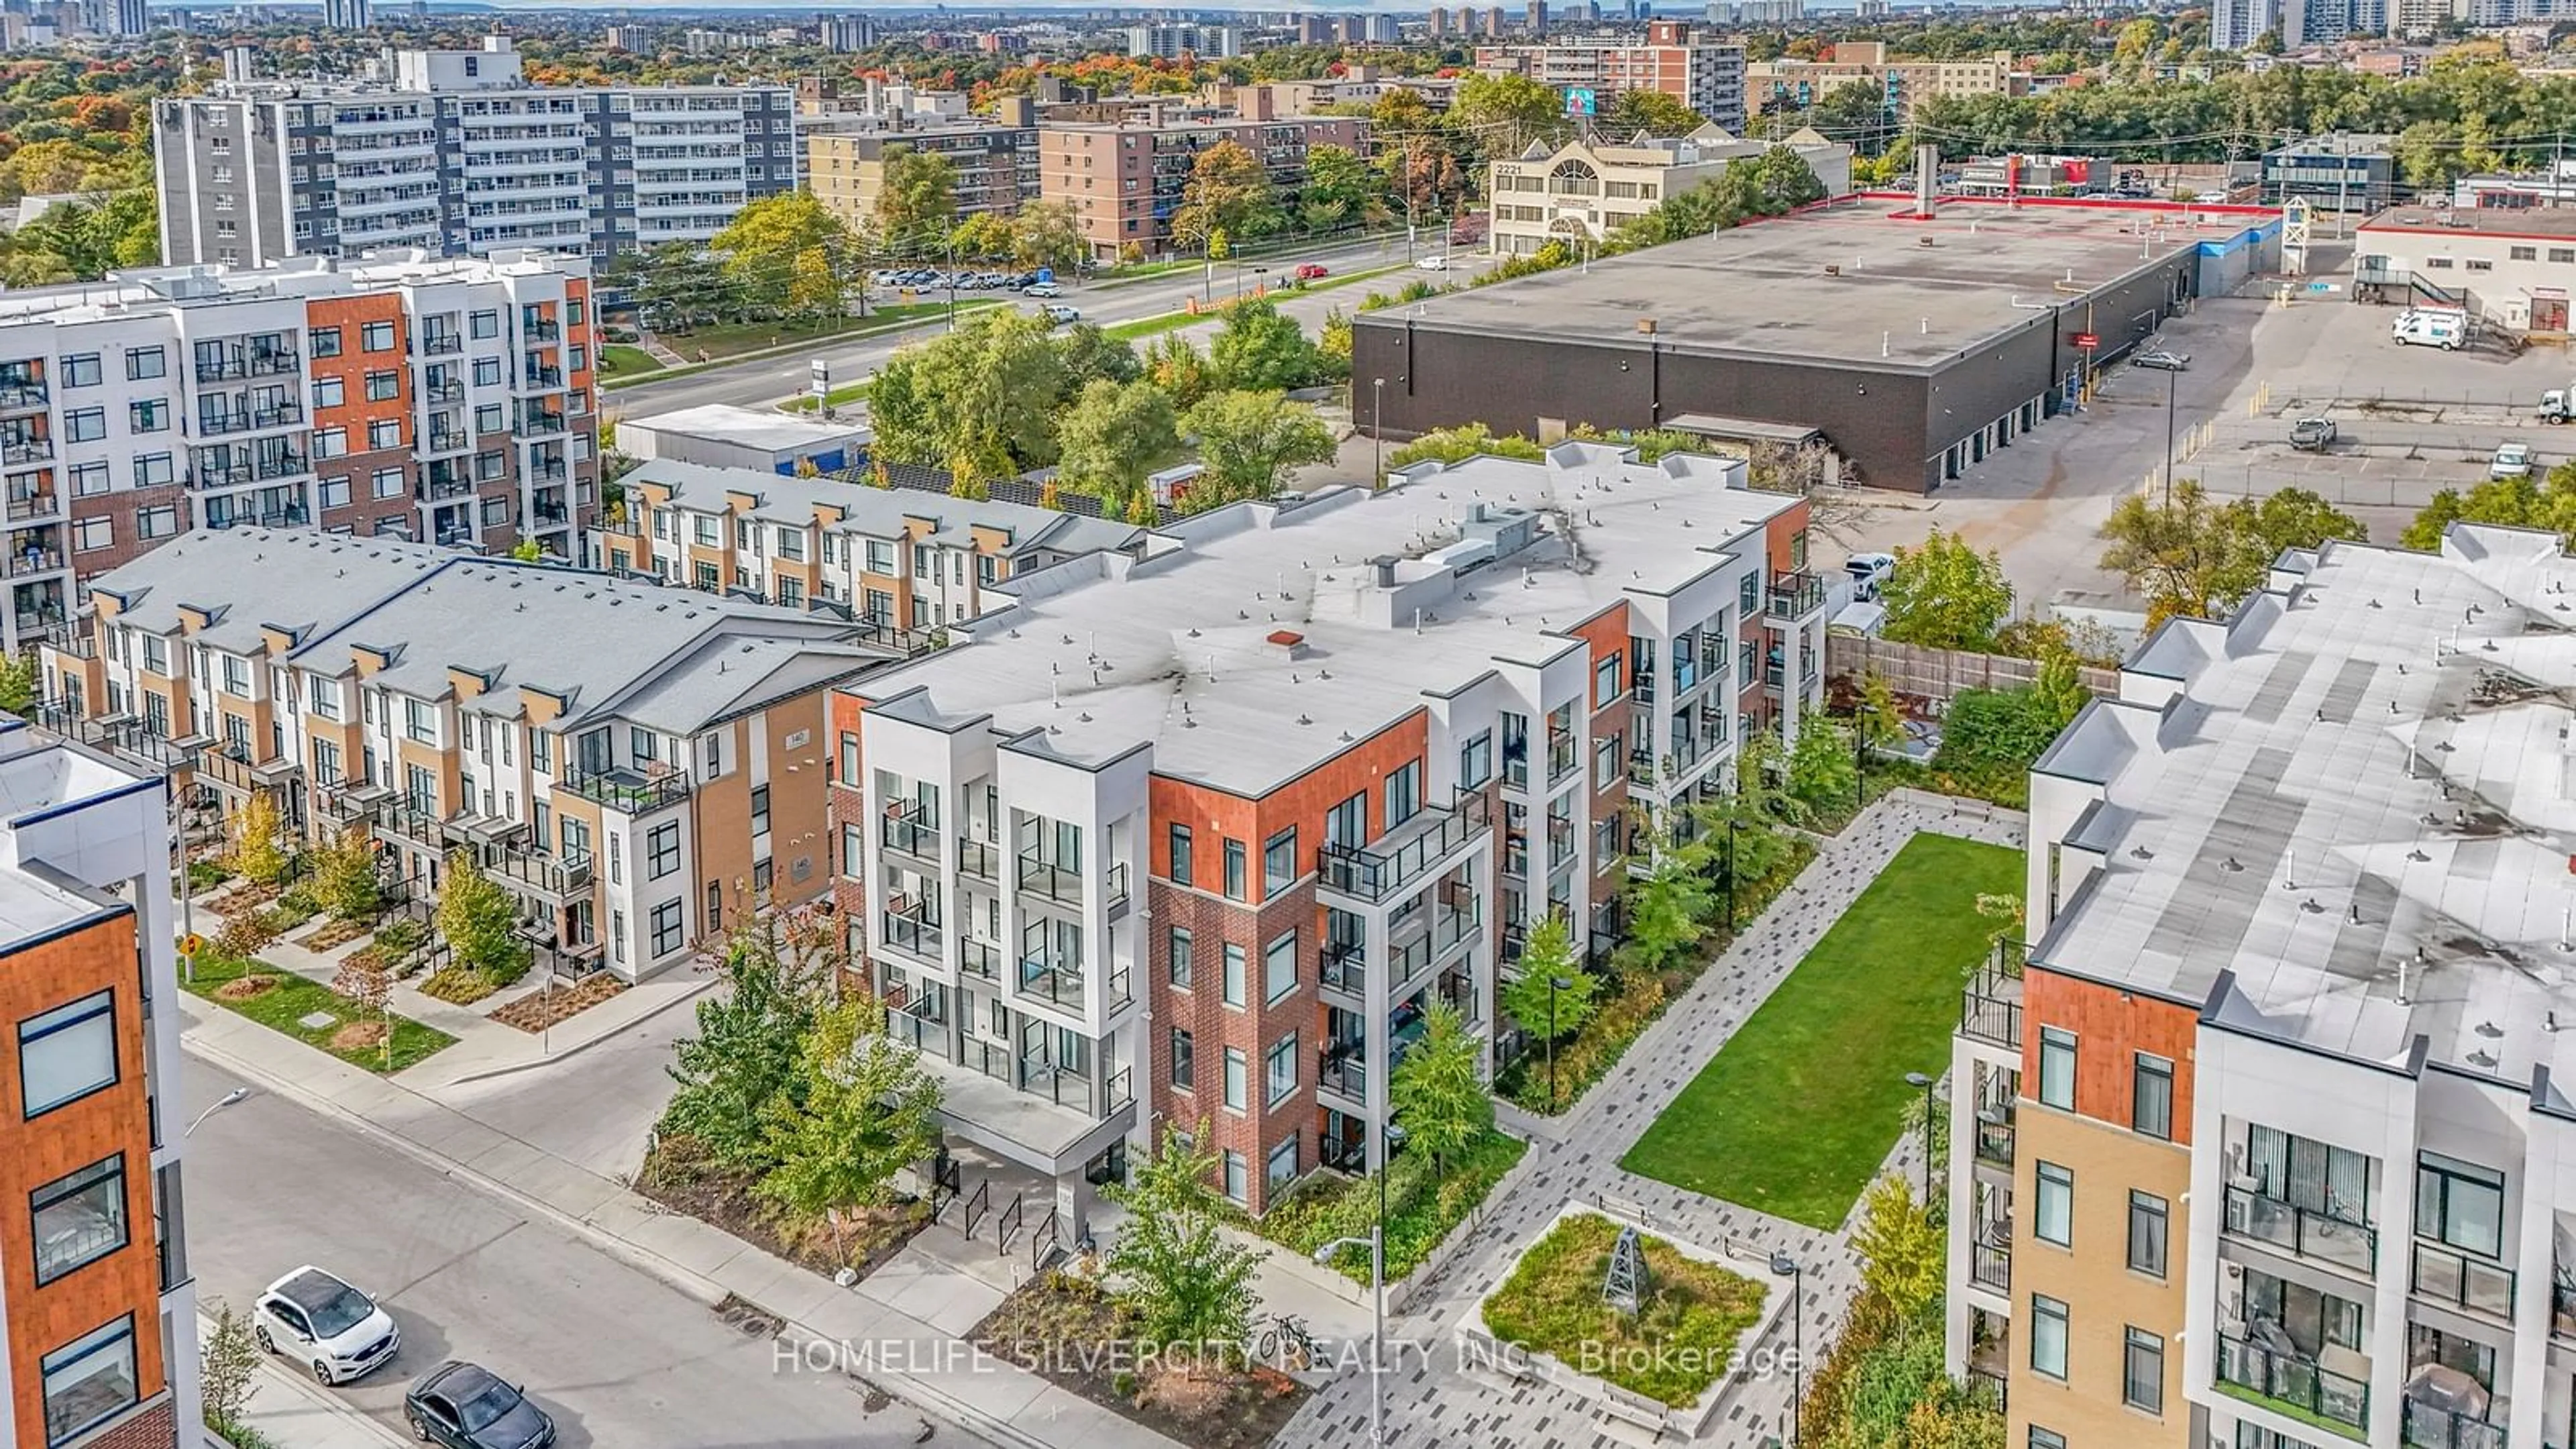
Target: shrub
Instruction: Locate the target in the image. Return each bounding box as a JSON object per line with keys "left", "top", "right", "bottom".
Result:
{"left": 419, "top": 966, "right": 497, "bottom": 1006}
{"left": 373, "top": 917, "right": 427, "bottom": 955}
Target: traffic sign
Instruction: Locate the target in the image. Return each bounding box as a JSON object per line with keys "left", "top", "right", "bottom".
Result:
{"left": 178, "top": 933, "right": 204, "bottom": 957}
{"left": 2072, "top": 331, "right": 2100, "bottom": 350}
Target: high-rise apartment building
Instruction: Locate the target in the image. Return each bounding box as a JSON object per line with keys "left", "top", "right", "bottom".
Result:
{"left": 1124, "top": 23, "right": 1242, "bottom": 58}
{"left": 110, "top": 0, "right": 146, "bottom": 37}
{"left": 0, "top": 249, "right": 596, "bottom": 657}
{"left": 152, "top": 36, "right": 796, "bottom": 266}
{"left": 806, "top": 119, "right": 1042, "bottom": 237}
{"left": 2210, "top": 0, "right": 2282, "bottom": 49}
{"left": 40, "top": 527, "right": 916, "bottom": 981}
{"left": 321, "top": 0, "right": 368, "bottom": 29}
{"left": 1038, "top": 115, "right": 1368, "bottom": 261}
{"left": 0, "top": 720, "right": 204, "bottom": 1449}
{"left": 827, "top": 443, "right": 1824, "bottom": 1229}
{"left": 1430, "top": 7, "right": 1451, "bottom": 36}
{"left": 1473, "top": 20, "right": 1748, "bottom": 132}
{"left": 820, "top": 13, "right": 877, "bottom": 50}
{"left": 1943, "top": 526, "right": 2576, "bottom": 1449}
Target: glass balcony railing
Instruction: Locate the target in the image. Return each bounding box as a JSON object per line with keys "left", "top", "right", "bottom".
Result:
{"left": 1017, "top": 853, "right": 1081, "bottom": 905}
{"left": 958, "top": 837, "right": 998, "bottom": 880}
{"left": 2214, "top": 1332, "right": 2369, "bottom": 1440}
{"left": 1318, "top": 1046, "right": 1366, "bottom": 1102}
{"left": 2403, "top": 1395, "right": 2506, "bottom": 1449}
{"left": 2410, "top": 1238, "right": 2514, "bottom": 1319}
{"left": 1768, "top": 569, "right": 1826, "bottom": 620}
{"left": 1320, "top": 939, "right": 1365, "bottom": 995}
{"left": 878, "top": 910, "right": 943, "bottom": 963}
{"left": 959, "top": 937, "right": 1002, "bottom": 983}
{"left": 879, "top": 805, "right": 940, "bottom": 862}
{"left": 560, "top": 766, "right": 690, "bottom": 814}
{"left": 1018, "top": 955, "right": 1084, "bottom": 1009}
{"left": 1316, "top": 790, "right": 1492, "bottom": 903}
{"left": 2225, "top": 1185, "right": 2377, "bottom": 1276}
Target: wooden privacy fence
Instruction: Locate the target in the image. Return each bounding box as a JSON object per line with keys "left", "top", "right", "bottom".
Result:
{"left": 1825, "top": 635, "right": 2119, "bottom": 704}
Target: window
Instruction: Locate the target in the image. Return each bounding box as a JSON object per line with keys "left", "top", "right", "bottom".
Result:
{"left": 1169, "top": 824, "right": 1193, "bottom": 885}
{"left": 1263, "top": 827, "right": 1297, "bottom": 895}
{"left": 2038, "top": 1026, "right": 2076, "bottom": 1110}
{"left": 1265, "top": 930, "right": 1297, "bottom": 1005}
{"left": 2426, "top": 256, "right": 2456, "bottom": 269}
{"left": 2467, "top": 259, "right": 2495, "bottom": 273}
{"left": 2128, "top": 1190, "right": 2168, "bottom": 1278}
{"left": 372, "top": 468, "right": 403, "bottom": 499}
{"left": 646, "top": 822, "right": 679, "bottom": 879}
{"left": 72, "top": 517, "right": 111, "bottom": 553}
{"left": 125, "top": 346, "right": 164, "bottom": 381}
{"left": 1167, "top": 927, "right": 1193, "bottom": 988}
{"left": 649, "top": 899, "right": 684, "bottom": 958}
{"left": 64, "top": 407, "right": 103, "bottom": 443}
{"left": 128, "top": 400, "right": 166, "bottom": 433}
{"left": 1223, "top": 1047, "right": 1246, "bottom": 1111}
{"left": 309, "top": 375, "right": 344, "bottom": 409}
{"left": 751, "top": 784, "right": 770, "bottom": 836}
{"left": 220, "top": 655, "right": 248, "bottom": 695}
{"left": 313, "top": 427, "right": 347, "bottom": 460}
{"left": 1224, "top": 838, "right": 1247, "bottom": 901}
{"left": 1224, "top": 1150, "right": 1248, "bottom": 1203}
{"left": 2511, "top": 246, "right": 2538, "bottom": 261}
{"left": 474, "top": 358, "right": 502, "bottom": 387}
{"left": 2123, "top": 1327, "right": 2164, "bottom": 1413}
{"left": 1386, "top": 759, "right": 1421, "bottom": 826}
{"left": 1266, "top": 1031, "right": 1298, "bottom": 1106}
{"left": 1267, "top": 1134, "right": 1298, "bottom": 1188}
{"left": 317, "top": 476, "right": 351, "bottom": 511}
{"left": 1460, "top": 730, "right": 1493, "bottom": 788}
{"left": 404, "top": 697, "right": 435, "bottom": 743}
{"left": 1593, "top": 653, "right": 1621, "bottom": 707}
{"left": 42, "top": 1315, "right": 137, "bottom": 1445}
{"left": 1222, "top": 942, "right": 1246, "bottom": 1008}
{"left": 2417, "top": 1151, "right": 2506, "bottom": 1258}
{"left": 2029, "top": 1295, "right": 2068, "bottom": 1380}
{"left": 2035, "top": 1161, "right": 2072, "bottom": 1246}
{"left": 475, "top": 404, "right": 503, "bottom": 435}
{"left": 1170, "top": 1028, "right": 1194, "bottom": 1089}
{"left": 309, "top": 325, "right": 343, "bottom": 358}
{"left": 32, "top": 1155, "right": 125, "bottom": 1285}
{"left": 2555, "top": 248, "right": 2576, "bottom": 264}
{"left": 20, "top": 991, "right": 115, "bottom": 1116}
{"left": 470, "top": 309, "right": 498, "bottom": 339}
{"left": 133, "top": 452, "right": 173, "bottom": 487}
{"left": 1593, "top": 735, "right": 1619, "bottom": 789}
{"left": 60, "top": 353, "right": 99, "bottom": 388}
{"left": 68, "top": 461, "right": 105, "bottom": 496}
{"left": 2028, "top": 1432, "right": 2066, "bottom": 1449}
{"left": 361, "top": 320, "right": 395, "bottom": 352}
{"left": 2132, "top": 1053, "right": 2173, "bottom": 1139}
{"left": 368, "top": 419, "right": 401, "bottom": 451}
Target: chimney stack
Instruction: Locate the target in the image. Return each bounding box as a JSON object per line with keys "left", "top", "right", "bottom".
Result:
{"left": 1915, "top": 141, "right": 1940, "bottom": 218}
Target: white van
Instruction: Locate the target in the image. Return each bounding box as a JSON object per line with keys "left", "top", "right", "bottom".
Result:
{"left": 2392, "top": 309, "right": 2468, "bottom": 350}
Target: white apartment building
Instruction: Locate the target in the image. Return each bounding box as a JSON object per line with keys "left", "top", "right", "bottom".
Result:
{"left": 827, "top": 442, "right": 1826, "bottom": 1231}
{"left": 1946, "top": 524, "right": 2576, "bottom": 1449}
{"left": 0, "top": 248, "right": 598, "bottom": 656}
{"left": 1487, "top": 125, "right": 1851, "bottom": 256}
{"left": 152, "top": 35, "right": 797, "bottom": 265}
{"left": 44, "top": 528, "right": 906, "bottom": 981}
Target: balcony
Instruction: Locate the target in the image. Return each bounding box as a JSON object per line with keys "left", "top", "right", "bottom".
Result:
{"left": 248, "top": 350, "right": 299, "bottom": 377}
{"left": 2557, "top": 1277, "right": 2576, "bottom": 1342}
{"left": 3, "top": 438, "right": 52, "bottom": 465}
{"left": 2402, "top": 1395, "right": 2506, "bottom": 1449}
{"left": 2410, "top": 1238, "right": 2514, "bottom": 1320}
{"left": 1016, "top": 852, "right": 1081, "bottom": 906}
{"left": 1973, "top": 1104, "right": 2015, "bottom": 1171}
{"left": 194, "top": 743, "right": 299, "bottom": 796}
{"left": 2214, "top": 1332, "right": 2369, "bottom": 1441}
{"left": 1321, "top": 939, "right": 1366, "bottom": 996}
{"left": 958, "top": 837, "right": 998, "bottom": 881}
{"left": 1767, "top": 570, "right": 1827, "bottom": 621}
{"left": 2225, "top": 1185, "right": 2378, "bottom": 1276}
{"left": 1316, "top": 790, "right": 1491, "bottom": 904}
{"left": 878, "top": 908, "right": 943, "bottom": 966}
{"left": 879, "top": 802, "right": 941, "bottom": 863}
{"left": 1960, "top": 939, "right": 2025, "bottom": 1049}
{"left": 560, "top": 765, "right": 690, "bottom": 814}
{"left": 1546, "top": 732, "right": 1578, "bottom": 784}
{"left": 1969, "top": 1241, "right": 2010, "bottom": 1292}
{"left": 200, "top": 405, "right": 305, "bottom": 437}
{"left": 525, "top": 367, "right": 566, "bottom": 390}
{"left": 486, "top": 847, "right": 592, "bottom": 903}
{"left": 1017, "top": 955, "right": 1084, "bottom": 1010}
{"left": 959, "top": 937, "right": 1002, "bottom": 983}
{"left": 1318, "top": 1045, "right": 1366, "bottom": 1104}
{"left": 371, "top": 801, "right": 451, "bottom": 851}
{"left": 0, "top": 382, "right": 46, "bottom": 412}
{"left": 6, "top": 490, "right": 56, "bottom": 522}
{"left": 7, "top": 547, "right": 62, "bottom": 577}
{"left": 523, "top": 413, "right": 567, "bottom": 437}
{"left": 421, "top": 333, "right": 464, "bottom": 356}
{"left": 254, "top": 451, "right": 310, "bottom": 481}
{"left": 426, "top": 382, "right": 466, "bottom": 405}
{"left": 525, "top": 319, "right": 562, "bottom": 342}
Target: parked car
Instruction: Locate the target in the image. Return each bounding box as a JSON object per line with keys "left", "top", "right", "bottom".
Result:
{"left": 1024, "top": 282, "right": 1063, "bottom": 299}
{"left": 406, "top": 1362, "right": 556, "bottom": 1449}
{"left": 1415, "top": 255, "right": 1450, "bottom": 271}
{"left": 2133, "top": 349, "right": 2190, "bottom": 371}
{"left": 2492, "top": 441, "right": 2534, "bottom": 479}
{"left": 1294, "top": 262, "right": 1331, "bottom": 281}
{"left": 254, "top": 1266, "right": 400, "bottom": 1386}
{"left": 1042, "top": 303, "right": 1081, "bottom": 325}
{"left": 2290, "top": 417, "right": 2338, "bottom": 451}
{"left": 1843, "top": 551, "right": 1896, "bottom": 602}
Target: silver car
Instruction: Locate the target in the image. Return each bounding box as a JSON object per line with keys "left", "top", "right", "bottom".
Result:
{"left": 255, "top": 1265, "right": 400, "bottom": 1385}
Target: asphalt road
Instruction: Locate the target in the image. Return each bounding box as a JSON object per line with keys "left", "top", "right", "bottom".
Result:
{"left": 179, "top": 1056, "right": 979, "bottom": 1449}
{"left": 608, "top": 233, "right": 1458, "bottom": 414}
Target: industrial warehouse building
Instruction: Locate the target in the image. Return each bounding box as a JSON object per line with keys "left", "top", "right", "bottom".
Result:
{"left": 1353, "top": 195, "right": 2281, "bottom": 494}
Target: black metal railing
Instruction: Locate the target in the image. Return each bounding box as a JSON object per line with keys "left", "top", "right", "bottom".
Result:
{"left": 958, "top": 837, "right": 998, "bottom": 880}
{"left": 1318, "top": 1046, "right": 1365, "bottom": 1101}
{"left": 1016, "top": 852, "right": 1081, "bottom": 905}
{"left": 1017, "top": 955, "right": 1083, "bottom": 1008}
{"left": 1321, "top": 938, "right": 1366, "bottom": 995}
{"left": 1974, "top": 1110, "right": 2015, "bottom": 1170}
{"left": 0, "top": 382, "right": 47, "bottom": 411}
{"left": 1316, "top": 790, "right": 1491, "bottom": 903}
{"left": 1970, "top": 1242, "right": 2009, "bottom": 1291}
{"left": 559, "top": 767, "right": 690, "bottom": 813}
{"left": 1960, "top": 939, "right": 2025, "bottom": 1049}
{"left": 2224, "top": 1184, "right": 2377, "bottom": 1275}
{"left": 1768, "top": 569, "right": 1825, "bottom": 619}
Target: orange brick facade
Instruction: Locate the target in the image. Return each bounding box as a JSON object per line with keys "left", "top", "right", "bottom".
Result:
{"left": 2021, "top": 967, "right": 2198, "bottom": 1144}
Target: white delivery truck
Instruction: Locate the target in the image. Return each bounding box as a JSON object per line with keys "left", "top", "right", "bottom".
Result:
{"left": 2392, "top": 307, "right": 2469, "bottom": 350}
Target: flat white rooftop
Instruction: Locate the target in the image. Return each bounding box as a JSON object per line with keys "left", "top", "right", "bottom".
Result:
{"left": 623, "top": 403, "right": 872, "bottom": 455}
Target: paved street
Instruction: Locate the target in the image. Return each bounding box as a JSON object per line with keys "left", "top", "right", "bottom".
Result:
{"left": 610, "top": 233, "right": 1475, "bottom": 414}
{"left": 179, "top": 1056, "right": 966, "bottom": 1449}
{"left": 407, "top": 988, "right": 695, "bottom": 1183}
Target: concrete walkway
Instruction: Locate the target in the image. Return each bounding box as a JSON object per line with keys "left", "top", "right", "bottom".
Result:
{"left": 1274, "top": 792, "right": 2027, "bottom": 1449}
{"left": 195, "top": 1313, "right": 411, "bottom": 1449}
{"left": 178, "top": 994, "right": 1181, "bottom": 1449}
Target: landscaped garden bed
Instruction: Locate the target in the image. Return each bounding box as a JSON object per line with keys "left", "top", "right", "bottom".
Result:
{"left": 1252, "top": 1128, "right": 1525, "bottom": 1286}
{"left": 182, "top": 949, "right": 454, "bottom": 1073}
{"left": 970, "top": 1271, "right": 1305, "bottom": 1449}
{"left": 299, "top": 916, "right": 372, "bottom": 952}
{"left": 1618, "top": 832, "right": 2021, "bottom": 1228}
{"left": 633, "top": 1131, "right": 928, "bottom": 1280}
{"left": 1476, "top": 1210, "right": 1768, "bottom": 1410}
{"left": 490, "top": 973, "right": 627, "bottom": 1032}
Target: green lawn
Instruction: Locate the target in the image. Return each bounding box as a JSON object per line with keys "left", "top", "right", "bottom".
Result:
{"left": 1618, "top": 833, "right": 2022, "bottom": 1229}
{"left": 782, "top": 380, "right": 873, "bottom": 415}
{"left": 1481, "top": 1212, "right": 1766, "bottom": 1407}
{"left": 657, "top": 301, "right": 992, "bottom": 365}
{"left": 597, "top": 344, "right": 663, "bottom": 380}
{"left": 184, "top": 949, "right": 455, "bottom": 1074}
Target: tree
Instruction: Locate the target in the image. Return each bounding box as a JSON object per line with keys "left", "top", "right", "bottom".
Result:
{"left": 1856, "top": 671, "right": 1906, "bottom": 753}
{"left": 1880, "top": 527, "right": 2012, "bottom": 651}
{"left": 1499, "top": 914, "right": 1597, "bottom": 1042}
{"left": 1452, "top": 72, "right": 1572, "bottom": 158}
{"left": 754, "top": 997, "right": 943, "bottom": 1260}
{"left": 2405, "top": 464, "right": 2576, "bottom": 548}
{"left": 2099, "top": 482, "right": 2361, "bottom": 629}
{"left": 1171, "top": 139, "right": 1278, "bottom": 251}
{"left": 1299, "top": 142, "right": 1383, "bottom": 233}
{"left": 201, "top": 1301, "right": 262, "bottom": 1441}
{"left": 875, "top": 146, "right": 957, "bottom": 253}
{"left": 0, "top": 650, "right": 37, "bottom": 715}
{"left": 312, "top": 827, "right": 380, "bottom": 922}
{"left": 1106, "top": 1124, "right": 1265, "bottom": 1352}
{"left": 1178, "top": 390, "right": 1336, "bottom": 512}
{"left": 331, "top": 944, "right": 394, "bottom": 1069}
{"left": 2032, "top": 645, "right": 2090, "bottom": 733}
{"left": 1142, "top": 333, "right": 1214, "bottom": 410}
{"left": 870, "top": 309, "right": 1071, "bottom": 477}
{"left": 711, "top": 193, "right": 864, "bottom": 320}
{"left": 434, "top": 847, "right": 530, "bottom": 985}
{"left": 1785, "top": 713, "right": 1858, "bottom": 818}
{"left": 632, "top": 242, "right": 728, "bottom": 331}
{"left": 1849, "top": 1177, "right": 1944, "bottom": 1322}
{"left": 1606, "top": 87, "right": 1705, "bottom": 137}
{"left": 1207, "top": 297, "right": 1326, "bottom": 392}
{"left": 1055, "top": 378, "right": 1180, "bottom": 509}
{"left": 1009, "top": 199, "right": 1087, "bottom": 274}
{"left": 1052, "top": 321, "right": 1141, "bottom": 396}
{"left": 663, "top": 923, "right": 822, "bottom": 1169}
{"left": 1387, "top": 1000, "right": 1490, "bottom": 1174}
{"left": 225, "top": 792, "right": 286, "bottom": 887}
{"left": 1619, "top": 808, "right": 1717, "bottom": 973}
{"left": 508, "top": 538, "right": 543, "bottom": 561}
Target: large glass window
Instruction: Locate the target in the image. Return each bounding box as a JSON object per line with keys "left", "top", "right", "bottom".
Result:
{"left": 1223, "top": 839, "right": 1246, "bottom": 901}
{"left": 2035, "top": 1161, "right": 2073, "bottom": 1246}
{"left": 1263, "top": 827, "right": 1297, "bottom": 896}
{"left": 1266, "top": 1031, "right": 1298, "bottom": 1106}
{"left": 2037, "top": 1026, "right": 2076, "bottom": 1110}
{"left": 2122, "top": 1328, "right": 2164, "bottom": 1414}
{"left": 1167, "top": 928, "right": 1193, "bottom": 988}
{"left": 2248, "top": 1124, "right": 2372, "bottom": 1226}
{"left": 2128, "top": 1191, "right": 2168, "bottom": 1278}
{"left": 1169, "top": 1028, "right": 1193, "bottom": 1090}
{"left": 1223, "top": 1048, "right": 1246, "bottom": 1111}
{"left": 2132, "top": 1053, "right": 2174, "bottom": 1140}
{"left": 31, "top": 1155, "right": 125, "bottom": 1285}
{"left": 1265, "top": 930, "right": 1297, "bottom": 1006}
{"left": 19, "top": 991, "right": 115, "bottom": 1117}
{"left": 2029, "top": 1295, "right": 2068, "bottom": 1380}
{"left": 2416, "top": 1151, "right": 2506, "bottom": 1259}
{"left": 42, "top": 1315, "right": 136, "bottom": 1445}
{"left": 1168, "top": 824, "right": 1192, "bottom": 886}
{"left": 1222, "top": 943, "right": 1246, "bottom": 1008}
{"left": 646, "top": 822, "right": 679, "bottom": 879}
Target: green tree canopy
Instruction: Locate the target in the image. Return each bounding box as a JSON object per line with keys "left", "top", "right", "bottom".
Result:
{"left": 870, "top": 309, "right": 1071, "bottom": 481}
{"left": 1206, "top": 297, "right": 1326, "bottom": 392}
{"left": 1055, "top": 377, "right": 1181, "bottom": 510}
{"left": 710, "top": 193, "right": 865, "bottom": 319}
{"left": 1388, "top": 1000, "right": 1491, "bottom": 1173}
{"left": 1171, "top": 138, "right": 1279, "bottom": 250}
{"left": 875, "top": 145, "right": 957, "bottom": 252}
{"left": 1179, "top": 390, "right": 1334, "bottom": 511}
{"left": 1452, "top": 72, "right": 1572, "bottom": 157}
{"left": 1498, "top": 914, "right": 1597, "bottom": 1042}
{"left": 1881, "top": 527, "right": 2013, "bottom": 651}
{"left": 1106, "top": 1125, "right": 1265, "bottom": 1351}
{"left": 753, "top": 997, "right": 944, "bottom": 1257}
{"left": 1605, "top": 87, "right": 1705, "bottom": 138}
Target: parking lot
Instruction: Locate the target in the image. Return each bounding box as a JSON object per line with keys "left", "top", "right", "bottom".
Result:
{"left": 1848, "top": 241, "right": 2576, "bottom": 614}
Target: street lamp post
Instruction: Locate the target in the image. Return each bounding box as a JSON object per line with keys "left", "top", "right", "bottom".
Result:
{"left": 1770, "top": 1253, "right": 1805, "bottom": 1446}
{"left": 186, "top": 1085, "right": 251, "bottom": 1137}
{"left": 1371, "top": 377, "right": 1385, "bottom": 488}
{"left": 1904, "top": 1071, "right": 1937, "bottom": 1200}
{"left": 1315, "top": 1121, "right": 1406, "bottom": 1447}
{"left": 2162, "top": 363, "right": 2178, "bottom": 504}
{"left": 1546, "top": 975, "right": 1573, "bottom": 1104}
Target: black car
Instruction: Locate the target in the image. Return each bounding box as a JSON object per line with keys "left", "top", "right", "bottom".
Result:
{"left": 405, "top": 1362, "right": 554, "bottom": 1449}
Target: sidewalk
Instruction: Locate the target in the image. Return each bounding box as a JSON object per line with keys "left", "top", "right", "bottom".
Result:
{"left": 195, "top": 1315, "right": 409, "bottom": 1449}
{"left": 179, "top": 995, "right": 1177, "bottom": 1449}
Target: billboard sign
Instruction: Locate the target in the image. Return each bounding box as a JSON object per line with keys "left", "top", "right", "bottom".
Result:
{"left": 1564, "top": 86, "right": 1597, "bottom": 117}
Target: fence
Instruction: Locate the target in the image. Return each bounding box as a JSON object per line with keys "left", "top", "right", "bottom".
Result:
{"left": 1824, "top": 635, "right": 2119, "bottom": 705}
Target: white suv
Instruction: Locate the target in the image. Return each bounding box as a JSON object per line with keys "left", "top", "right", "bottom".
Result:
{"left": 255, "top": 1265, "right": 400, "bottom": 1385}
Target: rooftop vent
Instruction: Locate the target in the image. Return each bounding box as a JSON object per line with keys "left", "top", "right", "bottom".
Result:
{"left": 1636, "top": 317, "right": 1657, "bottom": 335}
